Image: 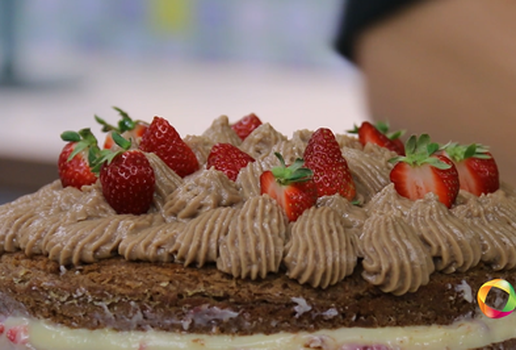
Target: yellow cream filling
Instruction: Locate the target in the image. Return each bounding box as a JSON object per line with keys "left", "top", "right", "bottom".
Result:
{"left": 1, "top": 313, "right": 516, "bottom": 350}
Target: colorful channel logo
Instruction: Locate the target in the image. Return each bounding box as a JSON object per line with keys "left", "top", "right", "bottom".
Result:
{"left": 477, "top": 279, "right": 516, "bottom": 319}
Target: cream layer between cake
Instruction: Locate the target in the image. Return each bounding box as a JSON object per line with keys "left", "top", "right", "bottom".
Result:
{"left": 1, "top": 313, "right": 516, "bottom": 350}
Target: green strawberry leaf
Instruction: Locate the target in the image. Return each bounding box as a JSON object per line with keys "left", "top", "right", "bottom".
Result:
{"left": 113, "top": 106, "right": 136, "bottom": 133}
{"left": 388, "top": 156, "right": 403, "bottom": 164}
{"left": 390, "top": 134, "right": 446, "bottom": 168}
{"left": 374, "top": 121, "right": 406, "bottom": 140}
{"left": 61, "top": 131, "right": 81, "bottom": 142}
{"left": 405, "top": 135, "right": 417, "bottom": 155}
{"left": 426, "top": 142, "right": 440, "bottom": 156}
{"left": 423, "top": 157, "right": 451, "bottom": 170}
{"left": 67, "top": 141, "right": 89, "bottom": 162}
{"left": 90, "top": 149, "right": 120, "bottom": 173}
{"left": 464, "top": 144, "right": 477, "bottom": 159}
{"left": 88, "top": 132, "right": 132, "bottom": 173}
{"left": 88, "top": 146, "right": 99, "bottom": 166}
{"left": 62, "top": 128, "right": 100, "bottom": 162}
{"left": 94, "top": 115, "right": 117, "bottom": 133}
{"left": 95, "top": 107, "right": 136, "bottom": 134}
{"left": 375, "top": 121, "right": 389, "bottom": 134}
{"left": 387, "top": 129, "right": 405, "bottom": 140}
{"left": 442, "top": 142, "right": 493, "bottom": 161}
{"left": 271, "top": 153, "right": 313, "bottom": 185}
{"left": 112, "top": 132, "right": 132, "bottom": 150}
{"left": 347, "top": 124, "right": 360, "bottom": 134}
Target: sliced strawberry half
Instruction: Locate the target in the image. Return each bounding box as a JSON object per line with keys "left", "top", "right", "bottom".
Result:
{"left": 139, "top": 116, "right": 199, "bottom": 178}
{"left": 442, "top": 142, "right": 499, "bottom": 196}
{"left": 260, "top": 153, "right": 317, "bottom": 222}
{"left": 206, "top": 143, "right": 255, "bottom": 181}
{"left": 375, "top": 121, "right": 406, "bottom": 155}
{"left": 389, "top": 134, "right": 460, "bottom": 208}
{"left": 95, "top": 107, "right": 148, "bottom": 149}
{"left": 349, "top": 121, "right": 405, "bottom": 155}
{"left": 231, "top": 113, "right": 262, "bottom": 140}
{"left": 58, "top": 128, "right": 100, "bottom": 189}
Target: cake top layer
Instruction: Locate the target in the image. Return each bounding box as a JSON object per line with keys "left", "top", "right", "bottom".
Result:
{"left": 0, "top": 110, "right": 515, "bottom": 296}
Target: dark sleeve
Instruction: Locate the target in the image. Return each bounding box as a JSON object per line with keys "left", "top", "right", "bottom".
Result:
{"left": 334, "top": 0, "right": 422, "bottom": 61}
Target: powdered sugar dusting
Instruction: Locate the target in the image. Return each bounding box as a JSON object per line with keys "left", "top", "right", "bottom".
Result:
{"left": 182, "top": 305, "right": 240, "bottom": 331}
{"left": 321, "top": 308, "right": 339, "bottom": 320}
{"left": 455, "top": 280, "right": 473, "bottom": 303}
{"left": 292, "top": 297, "right": 312, "bottom": 318}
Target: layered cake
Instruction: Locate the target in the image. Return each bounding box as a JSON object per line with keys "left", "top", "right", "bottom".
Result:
{"left": 0, "top": 110, "right": 516, "bottom": 350}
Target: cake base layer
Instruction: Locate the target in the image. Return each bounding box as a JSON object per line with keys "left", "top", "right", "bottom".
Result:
{"left": 1, "top": 252, "right": 515, "bottom": 336}
{"left": 1, "top": 314, "right": 516, "bottom": 350}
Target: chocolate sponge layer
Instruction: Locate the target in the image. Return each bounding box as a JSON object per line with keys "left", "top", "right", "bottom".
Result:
{"left": 0, "top": 252, "right": 515, "bottom": 337}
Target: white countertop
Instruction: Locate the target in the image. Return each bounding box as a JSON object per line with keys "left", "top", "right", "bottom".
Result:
{"left": 0, "top": 56, "right": 368, "bottom": 163}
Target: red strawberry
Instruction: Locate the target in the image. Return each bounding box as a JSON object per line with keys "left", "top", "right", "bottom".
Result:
{"left": 96, "top": 133, "right": 155, "bottom": 215}
{"left": 350, "top": 121, "right": 405, "bottom": 155}
{"left": 206, "top": 143, "right": 255, "bottom": 181}
{"left": 389, "top": 134, "right": 460, "bottom": 208}
{"left": 375, "top": 121, "right": 406, "bottom": 155}
{"left": 95, "top": 107, "right": 148, "bottom": 149}
{"left": 231, "top": 113, "right": 262, "bottom": 140}
{"left": 102, "top": 123, "right": 147, "bottom": 150}
{"left": 139, "top": 116, "right": 199, "bottom": 178}
{"left": 6, "top": 325, "right": 28, "bottom": 344}
{"left": 391, "top": 138, "right": 405, "bottom": 156}
{"left": 303, "top": 128, "right": 356, "bottom": 200}
{"left": 260, "top": 153, "right": 317, "bottom": 222}
{"left": 58, "top": 128, "right": 99, "bottom": 189}
{"left": 442, "top": 143, "right": 499, "bottom": 196}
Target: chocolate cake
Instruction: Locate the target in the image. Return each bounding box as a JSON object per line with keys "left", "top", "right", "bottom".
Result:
{"left": 0, "top": 113, "right": 515, "bottom": 350}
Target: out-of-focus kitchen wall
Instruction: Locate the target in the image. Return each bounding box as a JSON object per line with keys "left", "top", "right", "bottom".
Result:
{"left": 0, "top": 0, "right": 366, "bottom": 203}
{"left": 7, "top": 0, "right": 348, "bottom": 74}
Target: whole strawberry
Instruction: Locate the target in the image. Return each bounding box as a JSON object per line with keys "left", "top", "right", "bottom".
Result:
{"left": 139, "top": 116, "right": 199, "bottom": 178}
{"left": 349, "top": 121, "right": 405, "bottom": 155}
{"left": 442, "top": 142, "right": 499, "bottom": 196}
{"left": 231, "top": 113, "right": 262, "bottom": 140}
{"left": 303, "top": 128, "right": 356, "bottom": 200}
{"left": 97, "top": 133, "right": 155, "bottom": 215}
{"left": 389, "top": 134, "right": 460, "bottom": 208}
{"left": 58, "top": 128, "right": 99, "bottom": 189}
{"left": 95, "top": 107, "right": 148, "bottom": 149}
{"left": 260, "top": 153, "right": 317, "bottom": 222}
{"left": 206, "top": 143, "right": 255, "bottom": 181}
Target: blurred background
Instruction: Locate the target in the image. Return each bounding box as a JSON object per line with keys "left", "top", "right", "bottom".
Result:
{"left": 0, "top": 0, "right": 367, "bottom": 203}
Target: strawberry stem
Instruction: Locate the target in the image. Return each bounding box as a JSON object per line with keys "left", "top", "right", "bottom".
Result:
{"left": 271, "top": 152, "right": 313, "bottom": 186}
{"left": 95, "top": 107, "right": 139, "bottom": 133}
{"left": 60, "top": 128, "right": 101, "bottom": 163}
{"left": 442, "top": 142, "right": 492, "bottom": 162}
{"left": 90, "top": 133, "right": 132, "bottom": 173}
{"left": 390, "top": 134, "right": 451, "bottom": 169}
{"left": 113, "top": 106, "right": 136, "bottom": 132}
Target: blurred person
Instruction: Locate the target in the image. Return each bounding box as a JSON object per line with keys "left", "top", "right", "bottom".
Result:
{"left": 335, "top": 0, "right": 516, "bottom": 184}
